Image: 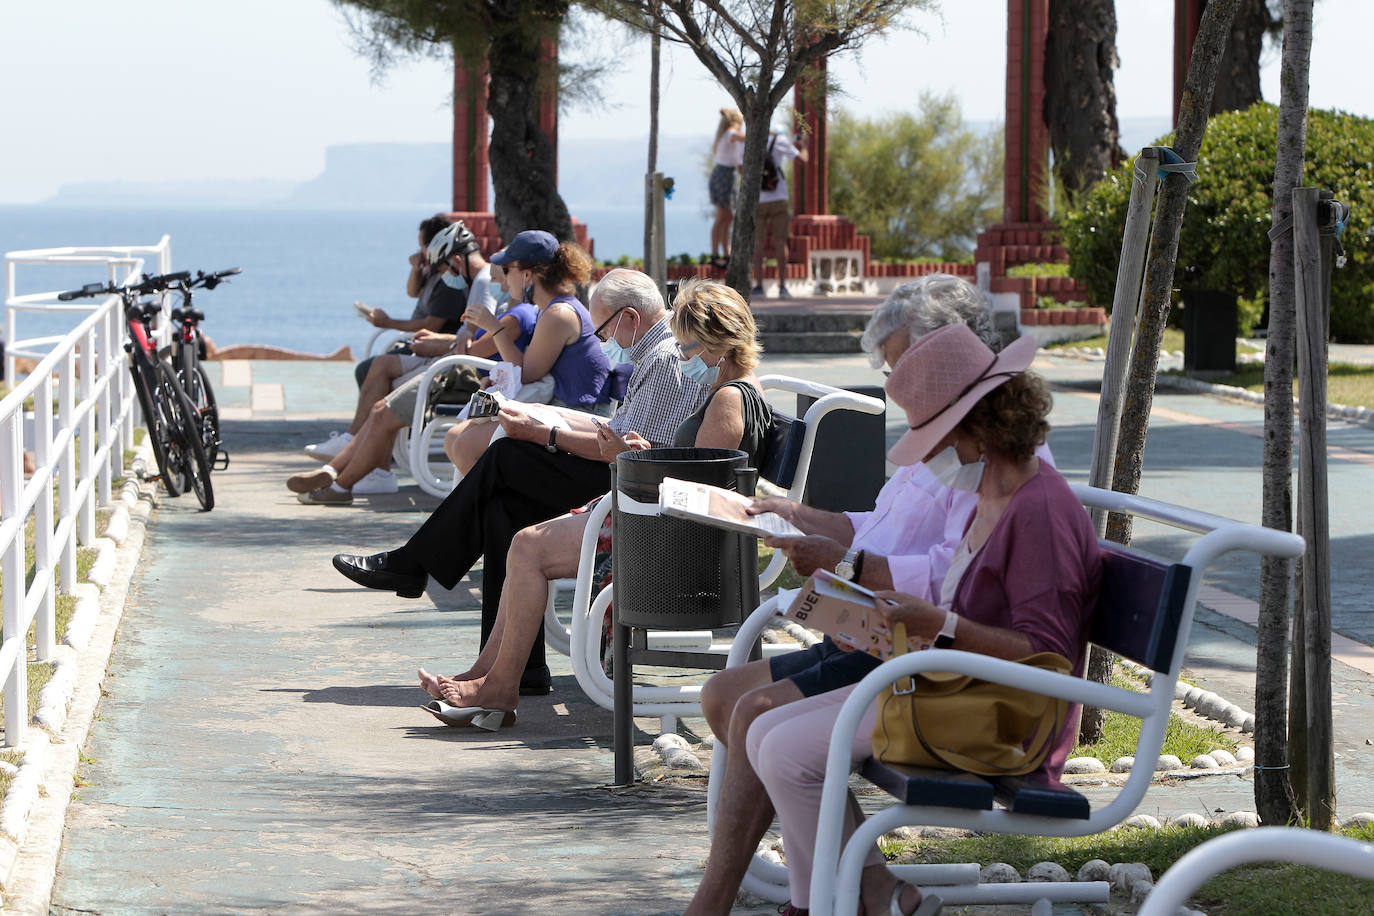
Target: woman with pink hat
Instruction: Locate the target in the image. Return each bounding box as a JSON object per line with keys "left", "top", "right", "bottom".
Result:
{"left": 742, "top": 323, "right": 1103, "bottom": 916}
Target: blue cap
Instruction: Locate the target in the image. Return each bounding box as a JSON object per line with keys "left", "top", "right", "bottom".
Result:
{"left": 490, "top": 230, "right": 558, "bottom": 266}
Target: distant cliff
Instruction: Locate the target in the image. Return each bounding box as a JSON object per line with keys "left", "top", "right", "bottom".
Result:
{"left": 40, "top": 137, "right": 712, "bottom": 214}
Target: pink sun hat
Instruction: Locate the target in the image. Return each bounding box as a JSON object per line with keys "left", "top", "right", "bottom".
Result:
{"left": 884, "top": 324, "right": 1038, "bottom": 467}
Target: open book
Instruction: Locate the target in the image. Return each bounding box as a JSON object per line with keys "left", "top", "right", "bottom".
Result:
{"left": 784, "top": 569, "right": 932, "bottom": 659}
{"left": 353, "top": 300, "right": 376, "bottom": 321}
{"left": 658, "top": 477, "right": 802, "bottom": 539}
{"left": 463, "top": 388, "right": 568, "bottom": 429}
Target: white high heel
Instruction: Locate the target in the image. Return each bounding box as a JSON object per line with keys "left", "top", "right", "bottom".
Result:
{"left": 420, "top": 700, "right": 518, "bottom": 730}
{"left": 890, "top": 881, "right": 942, "bottom": 916}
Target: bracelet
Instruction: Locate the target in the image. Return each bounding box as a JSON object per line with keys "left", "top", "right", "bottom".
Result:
{"left": 489, "top": 324, "right": 507, "bottom": 337}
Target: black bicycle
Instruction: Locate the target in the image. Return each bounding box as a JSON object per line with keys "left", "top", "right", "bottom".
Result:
{"left": 165, "top": 268, "right": 239, "bottom": 470}
{"left": 59, "top": 273, "right": 215, "bottom": 511}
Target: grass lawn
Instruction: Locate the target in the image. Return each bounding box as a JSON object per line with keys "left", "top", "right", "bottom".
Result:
{"left": 1046, "top": 328, "right": 1188, "bottom": 353}
{"left": 1183, "top": 361, "right": 1374, "bottom": 411}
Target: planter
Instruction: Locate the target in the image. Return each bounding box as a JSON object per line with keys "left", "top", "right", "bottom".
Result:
{"left": 1020, "top": 308, "right": 1039, "bottom": 326}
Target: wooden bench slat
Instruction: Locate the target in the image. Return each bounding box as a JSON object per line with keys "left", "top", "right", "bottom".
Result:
{"left": 991, "top": 773, "right": 1091, "bottom": 820}
{"left": 860, "top": 758, "right": 995, "bottom": 810}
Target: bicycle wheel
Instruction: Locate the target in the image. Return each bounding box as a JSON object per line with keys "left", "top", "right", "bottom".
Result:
{"left": 179, "top": 355, "right": 222, "bottom": 467}
{"left": 155, "top": 360, "right": 214, "bottom": 511}
{"left": 132, "top": 356, "right": 185, "bottom": 497}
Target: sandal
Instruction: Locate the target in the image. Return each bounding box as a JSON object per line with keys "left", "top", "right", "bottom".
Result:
{"left": 711, "top": 255, "right": 730, "bottom": 270}
{"left": 890, "top": 880, "right": 942, "bottom": 916}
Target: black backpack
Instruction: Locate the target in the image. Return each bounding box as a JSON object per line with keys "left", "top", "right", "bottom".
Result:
{"left": 760, "top": 135, "right": 780, "bottom": 192}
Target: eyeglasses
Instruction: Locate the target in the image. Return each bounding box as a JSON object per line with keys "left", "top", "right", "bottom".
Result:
{"left": 675, "top": 341, "right": 704, "bottom": 361}
{"left": 594, "top": 308, "right": 627, "bottom": 342}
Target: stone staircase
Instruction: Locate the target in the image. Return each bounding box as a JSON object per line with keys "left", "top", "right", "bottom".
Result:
{"left": 754, "top": 308, "right": 871, "bottom": 354}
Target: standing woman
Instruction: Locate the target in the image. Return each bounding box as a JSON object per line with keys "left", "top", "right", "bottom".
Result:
{"left": 709, "top": 108, "right": 746, "bottom": 270}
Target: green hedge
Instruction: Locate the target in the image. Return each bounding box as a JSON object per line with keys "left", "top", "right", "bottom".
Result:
{"left": 1061, "top": 103, "right": 1374, "bottom": 341}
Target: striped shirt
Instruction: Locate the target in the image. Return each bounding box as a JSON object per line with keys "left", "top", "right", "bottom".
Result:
{"left": 608, "top": 314, "right": 707, "bottom": 445}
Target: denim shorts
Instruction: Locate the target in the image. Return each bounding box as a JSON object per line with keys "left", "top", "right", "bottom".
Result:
{"left": 768, "top": 636, "right": 883, "bottom": 697}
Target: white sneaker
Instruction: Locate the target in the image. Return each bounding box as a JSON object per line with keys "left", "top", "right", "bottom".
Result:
{"left": 352, "top": 468, "right": 399, "bottom": 495}
{"left": 304, "top": 431, "right": 353, "bottom": 461}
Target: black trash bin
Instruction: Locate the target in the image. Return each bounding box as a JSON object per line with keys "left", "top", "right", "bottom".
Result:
{"left": 611, "top": 446, "right": 757, "bottom": 629}
{"left": 1182, "top": 288, "right": 1238, "bottom": 372}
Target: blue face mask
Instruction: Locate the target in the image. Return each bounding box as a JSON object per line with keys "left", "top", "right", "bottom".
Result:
{"left": 441, "top": 271, "right": 467, "bottom": 291}
{"left": 680, "top": 354, "right": 722, "bottom": 385}
{"left": 492, "top": 287, "right": 510, "bottom": 308}
{"left": 600, "top": 311, "right": 634, "bottom": 365}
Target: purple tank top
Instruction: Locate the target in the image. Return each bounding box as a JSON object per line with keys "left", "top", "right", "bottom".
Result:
{"left": 545, "top": 296, "right": 611, "bottom": 408}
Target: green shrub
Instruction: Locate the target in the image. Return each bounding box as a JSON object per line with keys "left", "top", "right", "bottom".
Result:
{"left": 1061, "top": 103, "right": 1374, "bottom": 341}
{"left": 1007, "top": 261, "right": 1070, "bottom": 278}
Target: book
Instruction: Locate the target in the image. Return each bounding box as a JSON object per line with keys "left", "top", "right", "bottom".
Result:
{"left": 783, "top": 569, "right": 932, "bottom": 659}
{"left": 353, "top": 300, "right": 376, "bottom": 321}
{"left": 658, "top": 477, "right": 803, "bottom": 539}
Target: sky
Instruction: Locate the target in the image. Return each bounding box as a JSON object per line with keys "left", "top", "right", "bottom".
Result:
{"left": 1, "top": 0, "right": 1369, "bottom": 204}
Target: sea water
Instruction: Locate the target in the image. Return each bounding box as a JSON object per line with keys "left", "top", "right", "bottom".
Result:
{"left": 0, "top": 204, "right": 712, "bottom": 358}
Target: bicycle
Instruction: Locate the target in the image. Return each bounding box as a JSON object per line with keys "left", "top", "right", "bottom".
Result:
{"left": 165, "top": 268, "right": 239, "bottom": 470}
{"left": 58, "top": 274, "right": 215, "bottom": 511}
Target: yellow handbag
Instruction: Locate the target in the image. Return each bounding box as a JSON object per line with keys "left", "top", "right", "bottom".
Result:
{"left": 871, "top": 622, "right": 1073, "bottom": 777}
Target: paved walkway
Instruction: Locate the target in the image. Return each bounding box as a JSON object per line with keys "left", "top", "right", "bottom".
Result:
{"left": 37, "top": 352, "right": 1374, "bottom": 913}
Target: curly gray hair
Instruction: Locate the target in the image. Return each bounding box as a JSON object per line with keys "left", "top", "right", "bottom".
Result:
{"left": 859, "top": 274, "right": 998, "bottom": 367}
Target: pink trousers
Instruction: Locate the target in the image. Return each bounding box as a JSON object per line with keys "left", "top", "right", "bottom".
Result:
{"left": 745, "top": 682, "right": 885, "bottom": 908}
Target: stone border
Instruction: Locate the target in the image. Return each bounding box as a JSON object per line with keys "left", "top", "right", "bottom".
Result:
{"left": 0, "top": 451, "right": 158, "bottom": 912}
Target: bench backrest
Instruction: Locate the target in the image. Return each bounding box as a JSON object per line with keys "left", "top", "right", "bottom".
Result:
{"left": 757, "top": 410, "right": 807, "bottom": 490}
{"left": 1088, "top": 540, "right": 1192, "bottom": 674}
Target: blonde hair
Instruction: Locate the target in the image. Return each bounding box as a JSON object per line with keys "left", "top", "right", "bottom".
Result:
{"left": 714, "top": 107, "right": 743, "bottom": 148}
{"left": 670, "top": 278, "right": 761, "bottom": 370}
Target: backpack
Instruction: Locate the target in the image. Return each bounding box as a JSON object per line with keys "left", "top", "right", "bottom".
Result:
{"left": 760, "top": 135, "right": 780, "bottom": 192}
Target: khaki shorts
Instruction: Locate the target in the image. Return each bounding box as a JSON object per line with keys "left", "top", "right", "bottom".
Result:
{"left": 383, "top": 371, "right": 426, "bottom": 425}
{"left": 757, "top": 199, "right": 791, "bottom": 244}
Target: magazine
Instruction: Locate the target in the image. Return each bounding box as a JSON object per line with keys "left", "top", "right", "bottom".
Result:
{"left": 783, "top": 569, "right": 932, "bottom": 659}
{"left": 658, "top": 477, "right": 803, "bottom": 539}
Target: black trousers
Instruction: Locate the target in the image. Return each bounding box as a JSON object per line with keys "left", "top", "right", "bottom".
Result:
{"left": 404, "top": 437, "right": 612, "bottom": 676}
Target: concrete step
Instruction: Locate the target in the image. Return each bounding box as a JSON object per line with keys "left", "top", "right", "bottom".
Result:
{"left": 759, "top": 330, "right": 863, "bottom": 353}
{"left": 754, "top": 311, "right": 869, "bottom": 334}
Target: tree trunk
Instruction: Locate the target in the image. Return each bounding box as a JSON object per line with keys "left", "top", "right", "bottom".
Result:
{"left": 487, "top": 17, "right": 574, "bottom": 242}
{"left": 1104, "top": 0, "right": 1239, "bottom": 546}
{"left": 644, "top": 14, "right": 660, "bottom": 266}
{"left": 1211, "top": 0, "right": 1279, "bottom": 114}
{"left": 1254, "top": 0, "right": 1312, "bottom": 828}
{"left": 726, "top": 91, "right": 771, "bottom": 299}
{"left": 1044, "top": 0, "right": 1125, "bottom": 206}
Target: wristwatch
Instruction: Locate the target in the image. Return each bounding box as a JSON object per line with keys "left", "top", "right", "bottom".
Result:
{"left": 933, "top": 609, "right": 959, "bottom": 649}
{"left": 834, "top": 548, "right": 860, "bottom": 581}
{"left": 545, "top": 427, "right": 559, "bottom": 453}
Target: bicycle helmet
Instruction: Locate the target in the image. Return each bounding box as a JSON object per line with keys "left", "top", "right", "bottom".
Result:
{"left": 426, "top": 220, "right": 480, "bottom": 266}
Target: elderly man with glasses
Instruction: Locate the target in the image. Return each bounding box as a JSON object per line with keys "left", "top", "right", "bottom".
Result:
{"left": 331, "top": 268, "right": 705, "bottom": 695}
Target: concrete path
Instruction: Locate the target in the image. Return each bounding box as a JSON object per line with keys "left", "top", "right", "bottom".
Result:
{"left": 40, "top": 352, "right": 1374, "bottom": 914}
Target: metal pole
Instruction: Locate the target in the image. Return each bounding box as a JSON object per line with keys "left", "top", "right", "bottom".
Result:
{"left": 1087, "top": 148, "right": 1162, "bottom": 534}
{"left": 1292, "top": 186, "right": 1335, "bottom": 829}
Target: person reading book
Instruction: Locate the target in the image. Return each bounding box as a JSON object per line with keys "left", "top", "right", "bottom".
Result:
{"left": 683, "top": 274, "right": 1057, "bottom": 916}
{"left": 737, "top": 322, "right": 1101, "bottom": 916}
{"left": 413, "top": 278, "right": 775, "bottom": 727}
{"left": 330, "top": 269, "right": 705, "bottom": 699}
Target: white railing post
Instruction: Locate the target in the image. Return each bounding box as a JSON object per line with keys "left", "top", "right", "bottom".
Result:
{"left": 1, "top": 413, "right": 26, "bottom": 749}
{"left": 96, "top": 305, "right": 114, "bottom": 506}
{"left": 58, "top": 348, "right": 77, "bottom": 594}
{"left": 77, "top": 326, "right": 96, "bottom": 546}
{"left": 33, "top": 372, "right": 56, "bottom": 661}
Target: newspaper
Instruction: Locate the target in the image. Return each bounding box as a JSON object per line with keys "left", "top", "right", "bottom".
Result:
{"left": 353, "top": 300, "right": 376, "bottom": 321}
{"left": 784, "top": 569, "right": 931, "bottom": 659}
{"left": 658, "top": 477, "right": 803, "bottom": 539}
{"left": 460, "top": 388, "right": 568, "bottom": 428}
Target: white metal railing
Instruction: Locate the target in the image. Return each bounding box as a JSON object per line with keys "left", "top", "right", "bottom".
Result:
{"left": 0, "top": 242, "right": 168, "bottom": 748}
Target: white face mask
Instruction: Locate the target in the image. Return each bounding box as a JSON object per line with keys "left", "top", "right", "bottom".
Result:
{"left": 924, "top": 445, "right": 984, "bottom": 493}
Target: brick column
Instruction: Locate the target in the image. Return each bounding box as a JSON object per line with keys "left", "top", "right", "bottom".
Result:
{"left": 1003, "top": 0, "right": 1049, "bottom": 225}
{"left": 452, "top": 50, "right": 490, "bottom": 213}
{"left": 1174, "top": 0, "right": 1204, "bottom": 125}
{"left": 792, "top": 58, "right": 827, "bottom": 216}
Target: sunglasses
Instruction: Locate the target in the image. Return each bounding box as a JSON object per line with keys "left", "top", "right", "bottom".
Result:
{"left": 594, "top": 307, "right": 628, "bottom": 342}
{"left": 675, "top": 341, "right": 705, "bottom": 361}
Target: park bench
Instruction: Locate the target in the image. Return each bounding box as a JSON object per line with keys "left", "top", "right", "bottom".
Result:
{"left": 541, "top": 376, "right": 886, "bottom": 742}
{"left": 1137, "top": 826, "right": 1374, "bottom": 915}
{"left": 705, "top": 484, "right": 1305, "bottom": 912}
